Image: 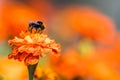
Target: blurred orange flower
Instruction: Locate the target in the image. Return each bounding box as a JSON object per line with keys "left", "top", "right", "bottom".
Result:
{"left": 62, "top": 6, "right": 116, "bottom": 44}
{"left": 96, "top": 36, "right": 120, "bottom": 65}
{"left": 8, "top": 31, "right": 61, "bottom": 65}
{"left": 49, "top": 48, "right": 87, "bottom": 79}
{"left": 86, "top": 59, "right": 120, "bottom": 80}
{"left": 2, "top": 2, "right": 44, "bottom": 37}
{"left": 34, "top": 66, "right": 58, "bottom": 80}
{"left": 0, "top": 56, "right": 28, "bottom": 80}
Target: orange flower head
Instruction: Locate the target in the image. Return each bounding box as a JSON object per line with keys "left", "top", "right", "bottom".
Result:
{"left": 8, "top": 21, "right": 61, "bottom": 65}
{"left": 62, "top": 6, "right": 116, "bottom": 44}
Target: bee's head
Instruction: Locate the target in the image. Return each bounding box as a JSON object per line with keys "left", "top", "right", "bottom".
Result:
{"left": 37, "top": 21, "right": 45, "bottom": 30}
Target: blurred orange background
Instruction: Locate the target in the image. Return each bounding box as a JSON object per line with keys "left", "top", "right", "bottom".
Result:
{"left": 0, "top": 0, "right": 120, "bottom": 80}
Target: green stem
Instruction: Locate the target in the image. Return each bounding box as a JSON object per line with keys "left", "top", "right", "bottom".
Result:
{"left": 27, "top": 63, "right": 38, "bottom": 80}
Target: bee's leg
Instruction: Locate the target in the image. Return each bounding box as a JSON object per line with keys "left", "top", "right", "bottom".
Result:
{"left": 36, "top": 28, "right": 41, "bottom": 33}
{"left": 28, "top": 26, "right": 33, "bottom": 33}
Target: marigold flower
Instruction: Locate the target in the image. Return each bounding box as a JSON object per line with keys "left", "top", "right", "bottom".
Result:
{"left": 58, "top": 6, "right": 116, "bottom": 44}
{"left": 8, "top": 30, "right": 61, "bottom": 65}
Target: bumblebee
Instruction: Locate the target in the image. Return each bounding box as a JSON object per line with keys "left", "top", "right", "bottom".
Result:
{"left": 28, "top": 21, "right": 45, "bottom": 33}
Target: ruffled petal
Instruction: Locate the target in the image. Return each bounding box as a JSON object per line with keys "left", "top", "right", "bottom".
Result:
{"left": 8, "top": 31, "right": 61, "bottom": 65}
